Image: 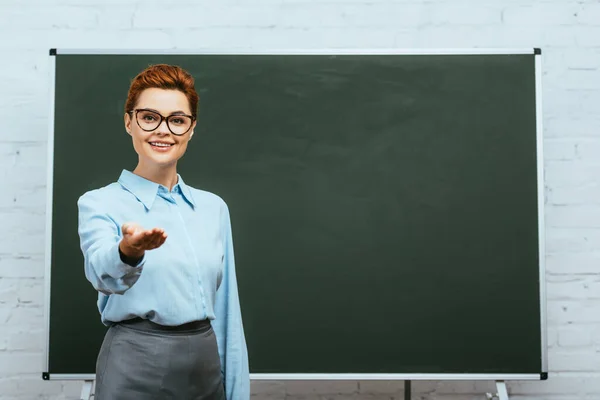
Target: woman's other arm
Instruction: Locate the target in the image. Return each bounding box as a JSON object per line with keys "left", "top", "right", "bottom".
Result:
{"left": 212, "top": 200, "right": 250, "bottom": 400}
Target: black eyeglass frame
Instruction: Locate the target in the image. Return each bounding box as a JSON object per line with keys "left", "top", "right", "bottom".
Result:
{"left": 128, "top": 108, "right": 196, "bottom": 136}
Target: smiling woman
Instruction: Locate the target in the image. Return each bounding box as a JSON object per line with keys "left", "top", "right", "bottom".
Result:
{"left": 76, "top": 64, "right": 250, "bottom": 400}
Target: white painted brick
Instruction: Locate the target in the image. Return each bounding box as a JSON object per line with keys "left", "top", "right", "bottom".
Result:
{"left": 6, "top": 305, "right": 44, "bottom": 328}
{"left": 0, "top": 254, "right": 45, "bottom": 279}
{"left": 0, "top": 209, "right": 45, "bottom": 254}
{"left": 546, "top": 183, "right": 600, "bottom": 206}
{"left": 15, "top": 374, "right": 64, "bottom": 396}
{"left": 0, "top": 142, "right": 47, "bottom": 169}
{"left": 544, "top": 139, "right": 578, "bottom": 161}
{"left": 544, "top": 90, "right": 600, "bottom": 118}
{"left": 61, "top": 381, "right": 84, "bottom": 399}
{"left": 575, "top": 27, "right": 600, "bottom": 47}
{"left": 0, "top": 353, "right": 42, "bottom": 375}
{"left": 546, "top": 205, "right": 600, "bottom": 228}
{"left": 510, "top": 374, "right": 591, "bottom": 395}
{"left": 9, "top": 329, "right": 45, "bottom": 352}
{"left": 1, "top": 165, "right": 51, "bottom": 190}
{"left": 591, "top": 326, "right": 600, "bottom": 345}
{"left": 501, "top": 4, "right": 580, "bottom": 26}
{"left": 546, "top": 228, "right": 600, "bottom": 253}
{"left": 547, "top": 299, "right": 600, "bottom": 324}
{"left": 96, "top": 5, "right": 137, "bottom": 29}
{"left": 0, "top": 184, "right": 47, "bottom": 209}
{"left": 544, "top": 161, "right": 600, "bottom": 189}
{"left": 545, "top": 117, "right": 600, "bottom": 138}
{"left": 553, "top": 70, "right": 600, "bottom": 90}
{"left": 0, "top": 280, "right": 19, "bottom": 305}
{"left": 326, "top": 4, "right": 426, "bottom": 28}
{"left": 0, "top": 27, "right": 173, "bottom": 50}
{"left": 565, "top": 48, "right": 600, "bottom": 70}
{"left": 172, "top": 27, "right": 397, "bottom": 50}
{"left": 558, "top": 327, "right": 593, "bottom": 347}
{"left": 578, "top": 3, "right": 600, "bottom": 25}
{"left": 0, "top": 119, "right": 49, "bottom": 143}
{"left": 427, "top": 4, "right": 502, "bottom": 26}
{"left": 0, "top": 5, "right": 99, "bottom": 29}
{"left": 0, "top": 142, "right": 49, "bottom": 208}
{"left": 315, "top": 395, "right": 406, "bottom": 400}
{"left": 549, "top": 350, "right": 600, "bottom": 372}
{"left": 548, "top": 275, "right": 600, "bottom": 300}
{"left": 358, "top": 380, "right": 404, "bottom": 394}
{"left": 411, "top": 24, "right": 577, "bottom": 48}
{"left": 13, "top": 279, "right": 44, "bottom": 305}
{"left": 251, "top": 381, "right": 286, "bottom": 396}
{"left": 547, "top": 252, "right": 600, "bottom": 275}
{"left": 0, "top": 52, "right": 48, "bottom": 96}
{"left": 285, "top": 380, "right": 358, "bottom": 395}
{"left": 575, "top": 139, "right": 600, "bottom": 162}
{"left": 134, "top": 5, "right": 284, "bottom": 29}
{"left": 250, "top": 394, "right": 285, "bottom": 400}
{"left": 548, "top": 325, "right": 559, "bottom": 348}
{"left": 0, "top": 378, "right": 19, "bottom": 397}
{"left": 0, "top": 308, "right": 10, "bottom": 324}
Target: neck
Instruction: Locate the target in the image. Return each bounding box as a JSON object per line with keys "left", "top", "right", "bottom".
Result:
{"left": 133, "top": 161, "right": 178, "bottom": 191}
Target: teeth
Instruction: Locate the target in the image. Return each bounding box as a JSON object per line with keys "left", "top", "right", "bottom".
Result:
{"left": 151, "top": 142, "right": 171, "bottom": 147}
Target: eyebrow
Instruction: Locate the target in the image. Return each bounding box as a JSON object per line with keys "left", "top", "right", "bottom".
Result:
{"left": 140, "top": 108, "right": 189, "bottom": 116}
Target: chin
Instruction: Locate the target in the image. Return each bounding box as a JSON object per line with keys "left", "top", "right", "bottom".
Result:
{"left": 144, "top": 154, "right": 179, "bottom": 168}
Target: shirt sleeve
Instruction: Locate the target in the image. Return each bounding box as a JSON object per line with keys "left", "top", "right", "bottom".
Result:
{"left": 212, "top": 200, "right": 250, "bottom": 400}
{"left": 77, "top": 191, "right": 146, "bottom": 295}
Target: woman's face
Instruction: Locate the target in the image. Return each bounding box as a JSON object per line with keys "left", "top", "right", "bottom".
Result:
{"left": 125, "top": 88, "right": 196, "bottom": 169}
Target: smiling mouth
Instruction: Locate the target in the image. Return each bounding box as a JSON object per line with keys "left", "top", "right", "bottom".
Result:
{"left": 149, "top": 142, "right": 174, "bottom": 148}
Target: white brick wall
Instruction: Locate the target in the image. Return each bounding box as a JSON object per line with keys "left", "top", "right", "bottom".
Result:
{"left": 0, "top": 0, "right": 598, "bottom": 399}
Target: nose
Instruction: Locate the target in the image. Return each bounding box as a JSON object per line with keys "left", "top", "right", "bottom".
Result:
{"left": 155, "top": 119, "right": 170, "bottom": 135}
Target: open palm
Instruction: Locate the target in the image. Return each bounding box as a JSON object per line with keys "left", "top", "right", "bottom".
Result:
{"left": 120, "top": 222, "right": 167, "bottom": 258}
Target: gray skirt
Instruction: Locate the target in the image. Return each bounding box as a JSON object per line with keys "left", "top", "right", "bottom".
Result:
{"left": 94, "top": 318, "right": 225, "bottom": 400}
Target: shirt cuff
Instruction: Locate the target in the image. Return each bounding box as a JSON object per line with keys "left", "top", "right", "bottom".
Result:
{"left": 105, "top": 241, "right": 145, "bottom": 279}
{"left": 118, "top": 245, "right": 144, "bottom": 267}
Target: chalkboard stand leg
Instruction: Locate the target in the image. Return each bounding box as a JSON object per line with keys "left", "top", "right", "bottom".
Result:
{"left": 80, "top": 380, "right": 94, "bottom": 400}
{"left": 404, "top": 380, "right": 411, "bottom": 400}
{"left": 496, "top": 381, "right": 509, "bottom": 400}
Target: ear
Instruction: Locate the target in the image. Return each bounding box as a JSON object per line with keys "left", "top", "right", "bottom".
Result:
{"left": 124, "top": 113, "right": 132, "bottom": 136}
{"left": 189, "top": 119, "right": 197, "bottom": 139}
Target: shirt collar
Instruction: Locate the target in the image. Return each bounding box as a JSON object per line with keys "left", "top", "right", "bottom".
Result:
{"left": 117, "top": 169, "right": 196, "bottom": 210}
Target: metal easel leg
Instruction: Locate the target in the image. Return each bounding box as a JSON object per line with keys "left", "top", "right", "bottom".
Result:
{"left": 496, "top": 380, "right": 509, "bottom": 400}
{"left": 80, "top": 380, "right": 94, "bottom": 400}
{"left": 404, "top": 380, "right": 411, "bottom": 400}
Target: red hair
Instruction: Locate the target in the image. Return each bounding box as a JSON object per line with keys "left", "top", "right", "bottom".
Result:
{"left": 125, "top": 64, "right": 199, "bottom": 119}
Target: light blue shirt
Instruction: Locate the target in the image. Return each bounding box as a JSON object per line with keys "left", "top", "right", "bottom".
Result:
{"left": 77, "top": 169, "right": 250, "bottom": 399}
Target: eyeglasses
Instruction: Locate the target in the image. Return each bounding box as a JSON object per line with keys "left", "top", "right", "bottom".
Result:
{"left": 129, "top": 109, "right": 195, "bottom": 136}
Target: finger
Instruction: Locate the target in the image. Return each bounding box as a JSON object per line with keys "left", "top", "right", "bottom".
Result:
{"left": 123, "top": 222, "right": 143, "bottom": 237}
{"left": 152, "top": 231, "right": 168, "bottom": 248}
{"left": 145, "top": 231, "right": 164, "bottom": 249}
{"left": 152, "top": 232, "right": 167, "bottom": 248}
{"left": 132, "top": 230, "right": 153, "bottom": 247}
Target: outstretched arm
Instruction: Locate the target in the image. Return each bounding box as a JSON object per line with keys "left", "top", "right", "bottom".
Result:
{"left": 77, "top": 192, "right": 166, "bottom": 295}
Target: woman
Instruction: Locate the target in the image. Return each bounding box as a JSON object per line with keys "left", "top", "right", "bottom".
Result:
{"left": 77, "top": 64, "right": 250, "bottom": 399}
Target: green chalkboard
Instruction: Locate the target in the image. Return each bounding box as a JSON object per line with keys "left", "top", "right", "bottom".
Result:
{"left": 44, "top": 50, "right": 546, "bottom": 379}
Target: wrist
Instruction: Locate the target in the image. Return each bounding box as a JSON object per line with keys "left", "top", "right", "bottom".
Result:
{"left": 119, "top": 240, "right": 144, "bottom": 260}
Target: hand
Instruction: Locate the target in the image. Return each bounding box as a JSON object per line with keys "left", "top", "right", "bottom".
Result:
{"left": 119, "top": 222, "right": 167, "bottom": 259}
